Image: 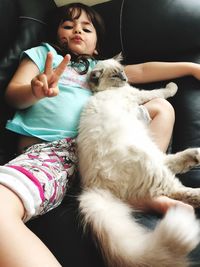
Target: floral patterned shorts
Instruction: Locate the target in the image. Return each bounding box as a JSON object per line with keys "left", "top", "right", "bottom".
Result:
{"left": 0, "top": 138, "right": 77, "bottom": 222}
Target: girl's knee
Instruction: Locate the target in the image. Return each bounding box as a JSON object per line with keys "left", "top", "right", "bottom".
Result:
{"left": 0, "top": 185, "right": 25, "bottom": 220}
{"left": 145, "top": 98, "right": 175, "bottom": 122}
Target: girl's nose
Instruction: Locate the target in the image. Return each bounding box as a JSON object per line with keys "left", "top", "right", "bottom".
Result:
{"left": 74, "top": 25, "right": 82, "bottom": 34}
{"left": 75, "top": 29, "right": 81, "bottom": 34}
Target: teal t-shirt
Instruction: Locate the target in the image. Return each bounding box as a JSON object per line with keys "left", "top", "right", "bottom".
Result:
{"left": 6, "top": 43, "right": 97, "bottom": 141}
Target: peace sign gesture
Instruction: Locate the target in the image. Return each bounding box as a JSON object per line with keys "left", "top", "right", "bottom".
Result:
{"left": 31, "top": 52, "right": 71, "bottom": 99}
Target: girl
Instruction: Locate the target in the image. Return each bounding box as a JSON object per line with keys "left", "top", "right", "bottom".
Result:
{"left": 1, "top": 2, "right": 200, "bottom": 266}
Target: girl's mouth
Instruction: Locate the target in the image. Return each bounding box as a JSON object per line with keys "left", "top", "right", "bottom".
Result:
{"left": 72, "top": 35, "right": 83, "bottom": 42}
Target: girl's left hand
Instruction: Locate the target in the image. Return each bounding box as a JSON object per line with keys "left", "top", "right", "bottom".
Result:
{"left": 31, "top": 52, "right": 71, "bottom": 99}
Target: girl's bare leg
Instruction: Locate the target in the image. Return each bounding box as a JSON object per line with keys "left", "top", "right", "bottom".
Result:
{"left": 144, "top": 98, "right": 175, "bottom": 152}
{"left": 0, "top": 184, "right": 61, "bottom": 267}
{"left": 141, "top": 99, "right": 194, "bottom": 213}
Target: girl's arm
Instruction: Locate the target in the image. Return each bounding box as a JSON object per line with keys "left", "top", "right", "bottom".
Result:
{"left": 5, "top": 53, "right": 71, "bottom": 110}
{"left": 124, "top": 61, "right": 200, "bottom": 84}
{"left": 5, "top": 58, "right": 40, "bottom": 109}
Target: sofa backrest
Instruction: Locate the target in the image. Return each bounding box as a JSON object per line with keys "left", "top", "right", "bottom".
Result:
{"left": 121, "top": 0, "right": 200, "bottom": 63}
{"left": 0, "top": 0, "right": 57, "bottom": 163}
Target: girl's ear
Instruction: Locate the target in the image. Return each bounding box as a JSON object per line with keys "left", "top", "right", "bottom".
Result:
{"left": 113, "top": 52, "right": 123, "bottom": 62}
{"left": 93, "top": 49, "right": 99, "bottom": 55}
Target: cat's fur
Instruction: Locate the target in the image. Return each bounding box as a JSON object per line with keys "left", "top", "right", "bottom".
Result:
{"left": 77, "top": 58, "right": 200, "bottom": 267}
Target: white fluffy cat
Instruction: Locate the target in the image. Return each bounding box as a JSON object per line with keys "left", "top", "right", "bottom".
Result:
{"left": 77, "top": 58, "right": 200, "bottom": 267}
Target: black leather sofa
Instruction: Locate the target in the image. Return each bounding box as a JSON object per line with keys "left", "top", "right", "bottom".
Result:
{"left": 1, "top": 0, "right": 200, "bottom": 266}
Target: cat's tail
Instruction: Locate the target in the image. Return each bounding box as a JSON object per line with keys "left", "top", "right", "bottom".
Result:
{"left": 79, "top": 187, "right": 200, "bottom": 267}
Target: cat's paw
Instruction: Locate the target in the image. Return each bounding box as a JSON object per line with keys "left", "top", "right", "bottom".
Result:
{"left": 193, "top": 148, "right": 200, "bottom": 164}
{"left": 166, "top": 82, "right": 178, "bottom": 97}
{"left": 183, "top": 148, "right": 200, "bottom": 168}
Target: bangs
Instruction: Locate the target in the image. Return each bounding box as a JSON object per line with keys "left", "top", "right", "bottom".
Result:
{"left": 61, "top": 7, "right": 93, "bottom": 23}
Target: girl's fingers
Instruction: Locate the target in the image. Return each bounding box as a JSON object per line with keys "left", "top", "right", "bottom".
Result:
{"left": 44, "top": 52, "right": 53, "bottom": 76}
{"left": 31, "top": 79, "right": 43, "bottom": 97}
{"left": 31, "top": 78, "right": 44, "bottom": 91}
{"left": 54, "top": 54, "right": 71, "bottom": 77}
{"left": 39, "top": 74, "right": 49, "bottom": 94}
{"left": 40, "top": 53, "right": 70, "bottom": 94}
{"left": 34, "top": 80, "right": 43, "bottom": 88}
{"left": 32, "top": 74, "right": 49, "bottom": 96}
{"left": 48, "top": 86, "right": 59, "bottom": 97}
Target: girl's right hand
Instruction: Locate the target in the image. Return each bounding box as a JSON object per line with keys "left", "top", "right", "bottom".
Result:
{"left": 31, "top": 52, "right": 71, "bottom": 99}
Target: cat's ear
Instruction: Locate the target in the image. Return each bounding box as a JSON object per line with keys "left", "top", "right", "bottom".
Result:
{"left": 113, "top": 52, "right": 123, "bottom": 62}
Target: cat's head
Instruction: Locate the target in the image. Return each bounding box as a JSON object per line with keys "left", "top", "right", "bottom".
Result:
{"left": 88, "top": 56, "right": 128, "bottom": 92}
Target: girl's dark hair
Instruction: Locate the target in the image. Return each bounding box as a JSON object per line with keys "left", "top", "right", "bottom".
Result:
{"left": 47, "top": 2, "right": 105, "bottom": 74}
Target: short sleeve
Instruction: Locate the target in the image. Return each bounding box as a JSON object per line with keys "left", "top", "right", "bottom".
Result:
{"left": 20, "top": 43, "right": 63, "bottom": 72}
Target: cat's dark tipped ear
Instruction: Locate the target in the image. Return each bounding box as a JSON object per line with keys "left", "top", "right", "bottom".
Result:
{"left": 113, "top": 52, "right": 123, "bottom": 62}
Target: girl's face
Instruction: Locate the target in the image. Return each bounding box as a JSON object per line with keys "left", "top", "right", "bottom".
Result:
{"left": 57, "top": 9, "right": 98, "bottom": 56}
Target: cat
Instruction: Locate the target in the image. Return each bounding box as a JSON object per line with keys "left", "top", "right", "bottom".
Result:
{"left": 77, "top": 57, "right": 200, "bottom": 267}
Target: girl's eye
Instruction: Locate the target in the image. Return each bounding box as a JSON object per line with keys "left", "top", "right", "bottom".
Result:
{"left": 63, "top": 25, "right": 73, "bottom": 30}
{"left": 83, "top": 28, "right": 92, "bottom": 33}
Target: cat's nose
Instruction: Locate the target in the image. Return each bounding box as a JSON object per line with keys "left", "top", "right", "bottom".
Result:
{"left": 119, "top": 71, "right": 127, "bottom": 81}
